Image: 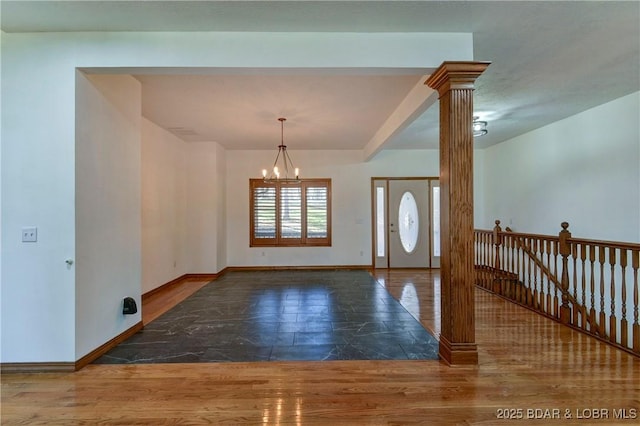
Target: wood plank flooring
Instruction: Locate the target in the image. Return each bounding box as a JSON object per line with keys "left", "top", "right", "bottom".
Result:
{"left": 142, "top": 278, "right": 210, "bottom": 325}
{"left": 2, "top": 269, "right": 639, "bottom": 425}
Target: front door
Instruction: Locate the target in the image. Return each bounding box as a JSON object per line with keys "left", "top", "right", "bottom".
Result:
{"left": 388, "top": 180, "right": 430, "bottom": 268}
{"left": 373, "top": 178, "right": 437, "bottom": 268}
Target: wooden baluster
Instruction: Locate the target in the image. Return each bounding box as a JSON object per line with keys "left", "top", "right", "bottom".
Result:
{"left": 484, "top": 231, "right": 490, "bottom": 288}
{"left": 572, "top": 243, "right": 579, "bottom": 326}
{"left": 545, "top": 240, "right": 552, "bottom": 314}
{"left": 487, "top": 232, "right": 492, "bottom": 289}
{"left": 518, "top": 238, "right": 533, "bottom": 306}
{"left": 609, "top": 247, "right": 617, "bottom": 344}
{"left": 508, "top": 235, "right": 516, "bottom": 295}
{"left": 493, "top": 220, "right": 502, "bottom": 293}
{"left": 509, "top": 237, "right": 525, "bottom": 300}
{"left": 523, "top": 237, "right": 530, "bottom": 305}
{"left": 479, "top": 231, "right": 483, "bottom": 266}
{"left": 632, "top": 249, "right": 639, "bottom": 352}
{"left": 599, "top": 246, "right": 606, "bottom": 337}
{"left": 580, "top": 243, "right": 587, "bottom": 331}
{"left": 474, "top": 232, "right": 478, "bottom": 268}
{"left": 589, "top": 245, "right": 596, "bottom": 334}
{"left": 484, "top": 232, "right": 488, "bottom": 267}
{"left": 531, "top": 239, "right": 540, "bottom": 309}
{"left": 520, "top": 237, "right": 527, "bottom": 304}
{"left": 481, "top": 232, "right": 488, "bottom": 288}
{"left": 476, "top": 234, "right": 487, "bottom": 266}
{"left": 476, "top": 232, "right": 482, "bottom": 287}
{"left": 620, "top": 248, "right": 628, "bottom": 348}
{"left": 553, "top": 240, "right": 559, "bottom": 318}
{"left": 559, "top": 222, "right": 571, "bottom": 324}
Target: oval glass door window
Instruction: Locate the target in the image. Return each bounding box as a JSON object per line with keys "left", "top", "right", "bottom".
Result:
{"left": 398, "top": 191, "right": 419, "bottom": 253}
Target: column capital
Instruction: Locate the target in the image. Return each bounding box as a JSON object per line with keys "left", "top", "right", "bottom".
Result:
{"left": 425, "top": 61, "right": 491, "bottom": 95}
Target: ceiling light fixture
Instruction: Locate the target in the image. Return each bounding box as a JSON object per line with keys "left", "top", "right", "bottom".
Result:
{"left": 262, "top": 117, "right": 299, "bottom": 182}
{"left": 473, "top": 116, "right": 488, "bottom": 137}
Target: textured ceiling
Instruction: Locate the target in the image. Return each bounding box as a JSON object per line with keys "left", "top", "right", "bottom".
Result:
{"left": 2, "top": 1, "right": 638, "bottom": 150}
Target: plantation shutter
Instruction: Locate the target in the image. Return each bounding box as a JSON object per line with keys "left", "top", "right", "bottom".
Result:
{"left": 250, "top": 179, "right": 331, "bottom": 247}
{"left": 280, "top": 186, "right": 302, "bottom": 240}
{"left": 306, "top": 185, "right": 328, "bottom": 239}
{"left": 251, "top": 182, "right": 277, "bottom": 243}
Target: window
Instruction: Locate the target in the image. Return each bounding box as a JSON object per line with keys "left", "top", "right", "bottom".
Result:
{"left": 250, "top": 179, "right": 331, "bottom": 247}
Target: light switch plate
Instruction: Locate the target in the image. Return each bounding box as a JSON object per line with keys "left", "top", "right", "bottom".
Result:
{"left": 22, "top": 227, "right": 37, "bottom": 242}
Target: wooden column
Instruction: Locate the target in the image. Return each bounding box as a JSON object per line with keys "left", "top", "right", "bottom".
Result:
{"left": 426, "top": 62, "right": 490, "bottom": 365}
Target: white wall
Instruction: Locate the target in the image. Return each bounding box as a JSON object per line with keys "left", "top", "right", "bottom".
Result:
{"left": 483, "top": 92, "right": 640, "bottom": 242}
{"left": 1, "top": 34, "right": 78, "bottom": 362}
{"left": 141, "top": 123, "right": 226, "bottom": 288}
{"left": 215, "top": 144, "right": 228, "bottom": 271}
{"left": 186, "top": 142, "right": 226, "bottom": 274}
{"left": 75, "top": 73, "right": 142, "bottom": 359}
{"left": 226, "top": 148, "right": 489, "bottom": 267}
{"left": 0, "top": 30, "right": 471, "bottom": 362}
{"left": 141, "top": 118, "right": 188, "bottom": 293}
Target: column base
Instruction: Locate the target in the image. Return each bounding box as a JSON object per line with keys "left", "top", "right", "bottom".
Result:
{"left": 439, "top": 335, "right": 478, "bottom": 365}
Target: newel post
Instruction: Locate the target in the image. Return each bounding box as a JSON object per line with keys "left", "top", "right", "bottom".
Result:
{"left": 425, "top": 61, "right": 490, "bottom": 365}
{"left": 559, "top": 222, "right": 572, "bottom": 324}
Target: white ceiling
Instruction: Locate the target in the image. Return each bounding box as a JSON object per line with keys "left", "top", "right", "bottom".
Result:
{"left": 2, "top": 1, "right": 638, "bottom": 151}
{"left": 135, "top": 72, "right": 425, "bottom": 150}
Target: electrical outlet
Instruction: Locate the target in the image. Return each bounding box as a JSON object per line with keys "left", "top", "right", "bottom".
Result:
{"left": 22, "top": 227, "right": 37, "bottom": 242}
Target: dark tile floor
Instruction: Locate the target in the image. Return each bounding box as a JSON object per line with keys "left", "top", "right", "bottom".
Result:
{"left": 94, "top": 270, "right": 439, "bottom": 364}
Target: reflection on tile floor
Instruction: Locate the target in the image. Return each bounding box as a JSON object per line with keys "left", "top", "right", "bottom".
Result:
{"left": 94, "top": 270, "right": 439, "bottom": 364}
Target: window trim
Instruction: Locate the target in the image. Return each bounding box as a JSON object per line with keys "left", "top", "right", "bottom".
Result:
{"left": 249, "top": 178, "right": 332, "bottom": 247}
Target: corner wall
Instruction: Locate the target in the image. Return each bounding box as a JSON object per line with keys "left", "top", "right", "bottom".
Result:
{"left": 75, "top": 73, "right": 142, "bottom": 359}
{"left": 186, "top": 142, "right": 227, "bottom": 274}
{"left": 482, "top": 91, "right": 640, "bottom": 242}
{"left": 141, "top": 118, "right": 189, "bottom": 293}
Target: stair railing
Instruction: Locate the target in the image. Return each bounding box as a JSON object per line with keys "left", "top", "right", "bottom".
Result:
{"left": 475, "top": 220, "right": 640, "bottom": 357}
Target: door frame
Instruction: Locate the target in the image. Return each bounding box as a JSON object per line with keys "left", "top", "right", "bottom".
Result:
{"left": 370, "top": 177, "right": 440, "bottom": 269}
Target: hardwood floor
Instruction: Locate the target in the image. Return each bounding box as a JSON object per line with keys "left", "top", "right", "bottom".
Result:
{"left": 2, "top": 270, "right": 639, "bottom": 425}
{"left": 142, "top": 278, "right": 211, "bottom": 325}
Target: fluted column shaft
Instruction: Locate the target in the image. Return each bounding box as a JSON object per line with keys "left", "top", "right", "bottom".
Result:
{"left": 426, "top": 62, "right": 490, "bottom": 365}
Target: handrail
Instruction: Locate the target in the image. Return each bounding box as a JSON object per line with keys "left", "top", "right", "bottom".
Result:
{"left": 475, "top": 220, "right": 640, "bottom": 357}
{"left": 503, "top": 226, "right": 596, "bottom": 329}
{"left": 568, "top": 237, "right": 640, "bottom": 251}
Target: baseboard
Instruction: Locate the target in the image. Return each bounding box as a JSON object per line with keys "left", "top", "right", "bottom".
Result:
{"left": 225, "top": 265, "right": 371, "bottom": 272}
{"left": 1, "top": 362, "right": 76, "bottom": 374}
{"left": 74, "top": 321, "right": 144, "bottom": 370}
{"left": 142, "top": 272, "right": 222, "bottom": 302}
{"left": 184, "top": 272, "right": 221, "bottom": 282}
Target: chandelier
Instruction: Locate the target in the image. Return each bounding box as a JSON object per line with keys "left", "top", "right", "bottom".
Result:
{"left": 473, "top": 116, "right": 488, "bottom": 137}
{"left": 262, "top": 117, "right": 299, "bottom": 182}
